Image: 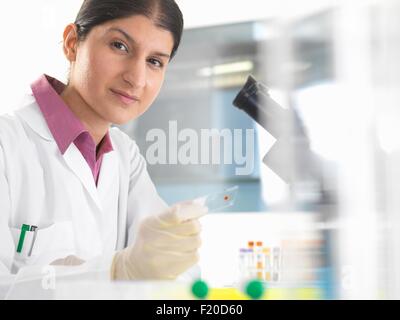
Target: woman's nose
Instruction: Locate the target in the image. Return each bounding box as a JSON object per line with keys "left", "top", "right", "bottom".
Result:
{"left": 123, "top": 59, "right": 146, "bottom": 89}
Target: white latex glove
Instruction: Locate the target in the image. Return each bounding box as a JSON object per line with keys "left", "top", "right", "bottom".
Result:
{"left": 50, "top": 255, "right": 85, "bottom": 266}
{"left": 111, "top": 201, "right": 207, "bottom": 280}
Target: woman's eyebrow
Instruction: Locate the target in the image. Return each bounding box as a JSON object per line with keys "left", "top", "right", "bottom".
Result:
{"left": 107, "top": 27, "right": 171, "bottom": 59}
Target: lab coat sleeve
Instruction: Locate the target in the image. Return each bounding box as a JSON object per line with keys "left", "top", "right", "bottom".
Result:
{"left": 125, "top": 140, "right": 168, "bottom": 246}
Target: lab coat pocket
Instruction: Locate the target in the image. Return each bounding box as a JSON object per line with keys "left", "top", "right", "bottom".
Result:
{"left": 10, "top": 222, "right": 76, "bottom": 266}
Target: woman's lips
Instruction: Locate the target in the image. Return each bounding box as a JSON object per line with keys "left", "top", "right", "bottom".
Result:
{"left": 110, "top": 89, "right": 140, "bottom": 105}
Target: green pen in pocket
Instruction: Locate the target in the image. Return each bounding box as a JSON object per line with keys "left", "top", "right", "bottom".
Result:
{"left": 16, "top": 224, "right": 30, "bottom": 253}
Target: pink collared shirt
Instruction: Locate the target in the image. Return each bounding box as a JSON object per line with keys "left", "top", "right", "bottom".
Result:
{"left": 30, "top": 74, "right": 113, "bottom": 186}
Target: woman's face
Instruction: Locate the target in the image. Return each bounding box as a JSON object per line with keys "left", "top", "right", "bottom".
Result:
{"left": 66, "top": 15, "right": 174, "bottom": 125}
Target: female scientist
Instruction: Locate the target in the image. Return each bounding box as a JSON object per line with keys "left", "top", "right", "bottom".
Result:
{"left": 0, "top": 0, "right": 206, "bottom": 282}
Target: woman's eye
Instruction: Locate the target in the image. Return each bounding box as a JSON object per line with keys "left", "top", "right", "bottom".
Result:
{"left": 111, "top": 41, "right": 128, "bottom": 53}
{"left": 148, "top": 58, "right": 163, "bottom": 68}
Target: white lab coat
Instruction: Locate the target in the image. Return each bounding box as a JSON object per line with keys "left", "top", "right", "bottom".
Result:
{"left": 0, "top": 94, "right": 172, "bottom": 297}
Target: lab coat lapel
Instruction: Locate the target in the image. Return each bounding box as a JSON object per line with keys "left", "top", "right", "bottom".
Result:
{"left": 63, "top": 143, "right": 103, "bottom": 211}
{"left": 97, "top": 150, "right": 119, "bottom": 205}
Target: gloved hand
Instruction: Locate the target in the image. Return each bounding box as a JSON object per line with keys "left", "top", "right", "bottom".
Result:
{"left": 111, "top": 201, "right": 207, "bottom": 280}
{"left": 50, "top": 255, "right": 85, "bottom": 266}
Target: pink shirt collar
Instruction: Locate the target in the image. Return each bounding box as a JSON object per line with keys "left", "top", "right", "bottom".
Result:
{"left": 30, "top": 74, "right": 113, "bottom": 155}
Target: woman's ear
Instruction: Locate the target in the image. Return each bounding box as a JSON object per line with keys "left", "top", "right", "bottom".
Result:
{"left": 63, "top": 23, "right": 79, "bottom": 62}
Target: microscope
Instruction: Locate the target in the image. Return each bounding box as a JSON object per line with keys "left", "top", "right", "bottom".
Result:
{"left": 233, "top": 75, "right": 336, "bottom": 215}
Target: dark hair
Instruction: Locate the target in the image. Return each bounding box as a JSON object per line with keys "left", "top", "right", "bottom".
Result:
{"left": 74, "top": 0, "right": 184, "bottom": 59}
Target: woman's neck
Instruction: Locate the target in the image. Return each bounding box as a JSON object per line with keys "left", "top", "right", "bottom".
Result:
{"left": 60, "top": 85, "right": 110, "bottom": 146}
